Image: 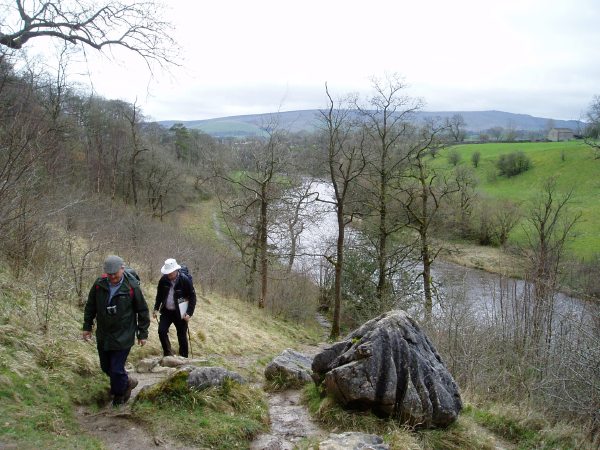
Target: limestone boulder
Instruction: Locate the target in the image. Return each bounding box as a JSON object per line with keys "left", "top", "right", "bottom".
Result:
{"left": 312, "top": 310, "right": 462, "bottom": 428}
{"left": 187, "top": 366, "right": 245, "bottom": 390}
{"left": 318, "top": 432, "right": 389, "bottom": 450}
{"left": 264, "top": 349, "right": 313, "bottom": 387}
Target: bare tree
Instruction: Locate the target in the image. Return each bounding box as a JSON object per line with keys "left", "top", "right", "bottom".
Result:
{"left": 471, "top": 150, "right": 481, "bottom": 168}
{"left": 319, "top": 84, "right": 366, "bottom": 338}
{"left": 68, "top": 235, "right": 102, "bottom": 306}
{"left": 0, "top": 0, "right": 177, "bottom": 66}
{"left": 492, "top": 199, "right": 521, "bottom": 246}
{"left": 489, "top": 126, "right": 504, "bottom": 141}
{"left": 448, "top": 149, "right": 461, "bottom": 166}
{"left": 141, "top": 148, "right": 179, "bottom": 220}
{"left": 400, "top": 121, "right": 457, "bottom": 321}
{"left": 272, "top": 178, "right": 317, "bottom": 272}
{"left": 523, "top": 177, "right": 581, "bottom": 343}
{"left": 445, "top": 114, "right": 466, "bottom": 143}
{"left": 583, "top": 95, "right": 600, "bottom": 159}
{"left": 123, "top": 100, "right": 148, "bottom": 206}
{"left": 505, "top": 120, "right": 518, "bottom": 142}
{"left": 450, "top": 165, "right": 478, "bottom": 236}
{"left": 215, "top": 123, "right": 290, "bottom": 308}
{"left": 358, "top": 74, "right": 422, "bottom": 304}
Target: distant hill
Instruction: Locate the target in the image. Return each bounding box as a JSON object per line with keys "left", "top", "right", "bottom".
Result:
{"left": 157, "top": 110, "right": 583, "bottom": 138}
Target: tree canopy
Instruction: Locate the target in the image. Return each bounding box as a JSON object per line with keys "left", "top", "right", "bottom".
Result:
{"left": 0, "top": 0, "right": 177, "bottom": 65}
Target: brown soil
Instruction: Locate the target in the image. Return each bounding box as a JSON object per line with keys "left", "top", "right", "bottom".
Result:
{"left": 76, "top": 372, "right": 193, "bottom": 450}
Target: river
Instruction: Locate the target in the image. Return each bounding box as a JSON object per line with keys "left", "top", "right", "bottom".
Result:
{"left": 273, "top": 180, "right": 597, "bottom": 329}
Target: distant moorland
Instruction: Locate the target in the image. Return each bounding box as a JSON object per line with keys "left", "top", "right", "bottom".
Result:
{"left": 158, "top": 109, "right": 583, "bottom": 138}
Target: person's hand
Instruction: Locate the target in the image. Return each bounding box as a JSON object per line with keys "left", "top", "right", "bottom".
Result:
{"left": 183, "top": 314, "right": 190, "bottom": 322}
{"left": 152, "top": 310, "right": 158, "bottom": 320}
{"left": 138, "top": 339, "right": 147, "bottom": 346}
{"left": 82, "top": 331, "right": 92, "bottom": 341}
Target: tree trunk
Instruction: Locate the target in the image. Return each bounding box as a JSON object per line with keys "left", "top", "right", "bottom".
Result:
{"left": 258, "top": 186, "right": 268, "bottom": 309}
{"left": 422, "top": 232, "right": 433, "bottom": 322}
{"left": 331, "top": 204, "right": 345, "bottom": 339}
{"left": 376, "top": 164, "right": 388, "bottom": 301}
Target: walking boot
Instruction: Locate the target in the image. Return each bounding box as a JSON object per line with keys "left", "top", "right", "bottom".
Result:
{"left": 112, "top": 395, "right": 125, "bottom": 407}
{"left": 123, "top": 375, "right": 139, "bottom": 403}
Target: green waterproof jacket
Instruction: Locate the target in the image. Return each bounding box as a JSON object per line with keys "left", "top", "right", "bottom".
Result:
{"left": 83, "top": 273, "right": 150, "bottom": 350}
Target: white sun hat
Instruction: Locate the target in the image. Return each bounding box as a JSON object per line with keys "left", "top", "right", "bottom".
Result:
{"left": 161, "top": 258, "right": 181, "bottom": 275}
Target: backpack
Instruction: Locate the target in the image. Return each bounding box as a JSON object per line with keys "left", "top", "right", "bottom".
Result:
{"left": 179, "top": 264, "right": 193, "bottom": 284}
{"left": 125, "top": 266, "right": 141, "bottom": 284}
{"left": 124, "top": 266, "right": 141, "bottom": 298}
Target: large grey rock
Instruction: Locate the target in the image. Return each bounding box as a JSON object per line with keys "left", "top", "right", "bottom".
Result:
{"left": 318, "top": 432, "right": 389, "bottom": 450}
{"left": 187, "top": 366, "right": 245, "bottom": 390}
{"left": 312, "top": 310, "right": 462, "bottom": 428}
{"left": 264, "top": 349, "right": 313, "bottom": 386}
{"left": 136, "top": 356, "right": 161, "bottom": 373}
{"left": 161, "top": 355, "right": 207, "bottom": 367}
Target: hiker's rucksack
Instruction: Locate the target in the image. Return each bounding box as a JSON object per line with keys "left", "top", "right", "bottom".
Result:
{"left": 124, "top": 266, "right": 141, "bottom": 284}
{"left": 179, "top": 264, "right": 193, "bottom": 284}
{"left": 124, "top": 266, "right": 141, "bottom": 298}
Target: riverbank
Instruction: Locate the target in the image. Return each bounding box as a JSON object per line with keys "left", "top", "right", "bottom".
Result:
{"left": 437, "top": 240, "right": 526, "bottom": 280}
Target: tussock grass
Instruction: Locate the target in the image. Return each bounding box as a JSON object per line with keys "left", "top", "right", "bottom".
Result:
{"left": 0, "top": 256, "right": 324, "bottom": 448}
{"left": 463, "top": 403, "right": 592, "bottom": 449}
{"left": 133, "top": 372, "right": 269, "bottom": 449}
{"left": 189, "top": 293, "right": 322, "bottom": 379}
{"left": 304, "top": 384, "right": 594, "bottom": 449}
{"left": 304, "top": 384, "right": 430, "bottom": 449}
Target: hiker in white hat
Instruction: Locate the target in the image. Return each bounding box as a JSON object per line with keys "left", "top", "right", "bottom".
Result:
{"left": 153, "top": 258, "right": 197, "bottom": 357}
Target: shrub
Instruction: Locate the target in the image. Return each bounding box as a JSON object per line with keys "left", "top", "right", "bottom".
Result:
{"left": 471, "top": 151, "right": 481, "bottom": 168}
{"left": 496, "top": 151, "right": 531, "bottom": 177}
{"left": 448, "top": 150, "right": 461, "bottom": 166}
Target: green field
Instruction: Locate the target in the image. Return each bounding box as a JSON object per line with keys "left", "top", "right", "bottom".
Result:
{"left": 188, "top": 119, "right": 266, "bottom": 137}
{"left": 438, "top": 141, "right": 599, "bottom": 260}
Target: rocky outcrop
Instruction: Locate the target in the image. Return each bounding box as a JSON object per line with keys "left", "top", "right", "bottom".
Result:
{"left": 318, "top": 432, "right": 389, "bottom": 450}
{"left": 264, "top": 349, "right": 313, "bottom": 387}
{"left": 312, "top": 310, "right": 462, "bottom": 428}
{"left": 187, "top": 366, "right": 245, "bottom": 390}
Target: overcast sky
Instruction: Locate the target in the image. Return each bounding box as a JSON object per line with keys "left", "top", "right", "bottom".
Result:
{"left": 25, "top": 0, "right": 600, "bottom": 122}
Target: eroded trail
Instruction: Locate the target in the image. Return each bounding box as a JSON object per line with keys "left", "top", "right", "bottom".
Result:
{"left": 76, "top": 372, "right": 192, "bottom": 450}
{"left": 77, "top": 315, "right": 331, "bottom": 449}
{"left": 249, "top": 317, "right": 331, "bottom": 449}
{"left": 250, "top": 389, "right": 326, "bottom": 450}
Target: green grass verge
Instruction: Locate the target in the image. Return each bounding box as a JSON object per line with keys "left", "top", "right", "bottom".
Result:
{"left": 304, "top": 384, "right": 595, "bottom": 449}
{"left": 132, "top": 372, "right": 269, "bottom": 448}
{"left": 0, "top": 337, "right": 109, "bottom": 449}
{"left": 304, "top": 384, "right": 498, "bottom": 450}
{"left": 463, "top": 404, "right": 591, "bottom": 449}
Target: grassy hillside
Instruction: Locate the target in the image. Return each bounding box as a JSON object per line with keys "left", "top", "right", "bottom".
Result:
{"left": 1, "top": 260, "right": 591, "bottom": 448}
{"left": 439, "top": 140, "right": 599, "bottom": 260}
{"left": 0, "top": 259, "right": 324, "bottom": 449}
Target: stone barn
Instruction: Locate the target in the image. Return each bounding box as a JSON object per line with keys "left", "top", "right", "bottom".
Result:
{"left": 548, "top": 127, "right": 574, "bottom": 141}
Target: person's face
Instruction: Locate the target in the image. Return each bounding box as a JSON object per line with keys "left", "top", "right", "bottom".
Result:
{"left": 167, "top": 270, "right": 178, "bottom": 282}
{"left": 107, "top": 266, "right": 125, "bottom": 285}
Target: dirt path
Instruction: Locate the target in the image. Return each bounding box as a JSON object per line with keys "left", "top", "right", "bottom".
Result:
{"left": 249, "top": 315, "right": 331, "bottom": 449}
{"left": 249, "top": 389, "right": 327, "bottom": 450}
{"left": 77, "top": 314, "right": 331, "bottom": 449}
{"left": 76, "top": 372, "right": 193, "bottom": 450}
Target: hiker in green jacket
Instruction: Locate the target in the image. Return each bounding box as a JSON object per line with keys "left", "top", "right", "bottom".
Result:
{"left": 82, "top": 255, "right": 150, "bottom": 406}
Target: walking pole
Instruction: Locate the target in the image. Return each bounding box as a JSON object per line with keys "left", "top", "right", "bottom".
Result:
{"left": 187, "top": 325, "right": 193, "bottom": 358}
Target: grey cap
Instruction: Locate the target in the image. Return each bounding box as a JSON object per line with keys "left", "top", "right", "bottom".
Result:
{"left": 103, "top": 255, "right": 124, "bottom": 274}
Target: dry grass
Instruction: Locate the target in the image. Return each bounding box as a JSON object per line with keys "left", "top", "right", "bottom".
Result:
{"left": 438, "top": 240, "right": 525, "bottom": 278}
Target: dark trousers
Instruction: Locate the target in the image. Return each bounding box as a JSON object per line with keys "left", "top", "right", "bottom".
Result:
{"left": 98, "top": 347, "right": 131, "bottom": 396}
{"left": 158, "top": 309, "right": 189, "bottom": 357}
